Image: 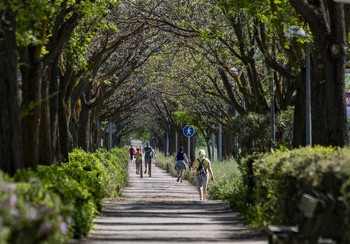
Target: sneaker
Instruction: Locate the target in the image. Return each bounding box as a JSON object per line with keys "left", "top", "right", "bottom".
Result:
{"left": 177, "top": 177, "right": 179, "bottom": 182}
{"left": 144, "top": 170, "right": 147, "bottom": 174}
{"left": 181, "top": 179, "right": 183, "bottom": 183}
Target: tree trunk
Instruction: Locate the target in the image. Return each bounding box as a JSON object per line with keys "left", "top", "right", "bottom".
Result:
{"left": 289, "top": 0, "right": 349, "bottom": 147}
{"left": 20, "top": 45, "right": 43, "bottom": 170}
{"left": 222, "top": 130, "right": 235, "bottom": 159}
{"left": 78, "top": 101, "right": 91, "bottom": 151}
{"left": 0, "top": 5, "right": 22, "bottom": 175}
{"left": 312, "top": 58, "right": 348, "bottom": 146}
{"left": 312, "top": 2, "right": 349, "bottom": 146}
{"left": 169, "top": 127, "right": 176, "bottom": 156}
{"left": 58, "top": 96, "right": 69, "bottom": 162}
{"left": 49, "top": 56, "right": 59, "bottom": 163}
{"left": 190, "top": 135, "right": 196, "bottom": 162}
{"left": 90, "top": 111, "right": 98, "bottom": 152}
{"left": 38, "top": 74, "right": 52, "bottom": 165}
{"left": 115, "top": 134, "right": 121, "bottom": 148}
{"left": 205, "top": 136, "right": 211, "bottom": 160}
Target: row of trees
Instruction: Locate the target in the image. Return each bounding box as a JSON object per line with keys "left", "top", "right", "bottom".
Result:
{"left": 1, "top": 0, "right": 349, "bottom": 174}
{"left": 0, "top": 0, "right": 169, "bottom": 175}
{"left": 125, "top": 0, "right": 349, "bottom": 159}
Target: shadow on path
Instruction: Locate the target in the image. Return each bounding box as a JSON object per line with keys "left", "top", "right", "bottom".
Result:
{"left": 71, "top": 152, "right": 268, "bottom": 244}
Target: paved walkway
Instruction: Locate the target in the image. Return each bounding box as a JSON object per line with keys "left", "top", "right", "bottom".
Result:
{"left": 74, "top": 156, "right": 268, "bottom": 244}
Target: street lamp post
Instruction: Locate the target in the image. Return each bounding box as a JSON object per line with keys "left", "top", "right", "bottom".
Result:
{"left": 305, "top": 42, "right": 312, "bottom": 146}
{"left": 252, "top": 51, "right": 276, "bottom": 149}
{"left": 270, "top": 74, "right": 276, "bottom": 149}
{"left": 211, "top": 125, "right": 215, "bottom": 162}
{"left": 285, "top": 25, "right": 312, "bottom": 146}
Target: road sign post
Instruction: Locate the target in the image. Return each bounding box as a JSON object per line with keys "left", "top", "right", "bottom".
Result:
{"left": 211, "top": 125, "right": 215, "bottom": 162}
{"left": 219, "top": 123, "right": 222, "bottom": 162}
{"left": 106, "top": 122, "right": 117, "bottom": 152}
{"left": 183, "top": 125, "right": 195, "bottom": 162}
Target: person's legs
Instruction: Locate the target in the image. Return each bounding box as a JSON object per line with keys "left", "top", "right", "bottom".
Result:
{"left": 136, "top": 161, "right": 140, "bottom": 174}
{"left": 177, "top": 170, "right": 180, "bottom": 182}
{"left": 202, "top": 187, "right": 207, "bottom": 201}
{"left": 202, "top": 175, "right": 209, "bottom": 200}
{"left": 180, "top": 169, "right": 184, "bottom": 182}
{"left": 197, "top": 186, "right": 202, "bottom": 200}
{"left": 144, "top": 158, "right": 148, "bottom": 173}
{"left": 195, "top": 175, "right": 204, "bottom": 200}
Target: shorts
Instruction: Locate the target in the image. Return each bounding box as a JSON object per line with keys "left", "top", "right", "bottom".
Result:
{"left": 135, "top": 159, "right": 141, "bottom": 164}
{"left": 174, "top": 160, "right": 187, "bottom": 171}
{"left": 145, "top": 157, "right": 151, "bottom": 164}
{"left": 195, "top": 174, "right": 208, "bottom": 187}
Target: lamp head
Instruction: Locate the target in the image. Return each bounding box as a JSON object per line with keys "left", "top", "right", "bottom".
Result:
{"left": 285, "top": 25, "right": 310, "bottom": 39}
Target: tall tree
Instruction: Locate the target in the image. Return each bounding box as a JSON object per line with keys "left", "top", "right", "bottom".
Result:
{"left": 289, "top": 0, "right": 350, "bottom": 146}
{"left": 0, "top": 1, "right": 22, "bottom": 175}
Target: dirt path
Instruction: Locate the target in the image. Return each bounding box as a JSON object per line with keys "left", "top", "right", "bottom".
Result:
{"left": 74, "top": 147, "right": 268, "bottom": 244}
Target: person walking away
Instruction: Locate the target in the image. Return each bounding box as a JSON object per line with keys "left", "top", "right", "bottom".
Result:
{"left": 174, "top": 146, "right": 189, "bottom": 183}
{"left": 192, "top": 149, "right": 214, "bottom": 201}
{"left": 143, "top": 142, "right": 154, "bottom": 175}
{"left": 134, "top": 148, "right": 142, "bottom": 174}
{"left": 129, "top": 146, "right": 135, "bottom": 161}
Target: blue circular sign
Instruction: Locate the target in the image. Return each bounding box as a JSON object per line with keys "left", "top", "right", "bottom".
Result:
{"left": 183, "top": 125, "right": 195, "bottom": 137}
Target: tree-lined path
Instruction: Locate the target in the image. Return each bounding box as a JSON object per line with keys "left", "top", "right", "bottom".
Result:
{"left": 74, "top": 153, "right": 268, "bottom": 243}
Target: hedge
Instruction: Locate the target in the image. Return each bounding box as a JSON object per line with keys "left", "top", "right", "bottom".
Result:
{"left": 242, "top": 146, "right": 350, "bottom": 243}
{"left": 1, "top": 148, "right": 128, "bottom": 243}
{"left": 156, "top": 146, "right": 350, "bottom": 243}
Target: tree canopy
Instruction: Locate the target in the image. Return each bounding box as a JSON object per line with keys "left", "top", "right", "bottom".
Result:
{"left": 0, "top": 0, "right": 349, "bottom": 174}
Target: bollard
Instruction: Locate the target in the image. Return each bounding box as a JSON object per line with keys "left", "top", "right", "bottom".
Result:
{"left": 149, "top": 160, "right": 152, "bottom": 177}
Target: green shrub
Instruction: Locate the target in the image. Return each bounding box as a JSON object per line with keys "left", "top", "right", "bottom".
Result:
{"left": 207, "top": 158, "right": 241, "bottom": 199}
{"left": 14, "top": 165, "right": 96, "bottom": 238}
{"left": 155, "top": 152, "right": 245, "bottom": 205}
{"left": 66, "top": 149, "right": 115, "bottom": 211}
{"left": 228, "top": 107, "right": 294, "bottom": 158}
{"left": 67, "top": 148, "right": 128, "bottom": 210}
{"left": 156, "top": 146, "right": 350, "bottom": 243}
{"left": 0, "top": 171, "right": 69, "bottom": 244}
{"left": 5, "top": 148, "right": 129, "bottom": 241}
{"left": 252, "top": 146, "right": 350, "bottom": 243}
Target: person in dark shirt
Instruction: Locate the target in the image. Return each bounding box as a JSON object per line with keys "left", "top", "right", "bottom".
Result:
{"left": 174, "top": 146, "right": 189, "bottom": 183}
{"left": 143, "top": 142, "right": 155, "bottom": 175}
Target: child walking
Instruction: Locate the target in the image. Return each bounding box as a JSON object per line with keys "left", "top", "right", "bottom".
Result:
{"left": 134, "top": 148, "right": 142, "bottom": 174}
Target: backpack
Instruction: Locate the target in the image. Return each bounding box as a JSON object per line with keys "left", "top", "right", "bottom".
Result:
{"left": 196, "top": 159, "right": 207, "bottom": 176}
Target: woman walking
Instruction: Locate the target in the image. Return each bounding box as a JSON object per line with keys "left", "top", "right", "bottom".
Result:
{"left": 192, "top": 149, "right": 214, "bottom": 201}
{"left": 174, "top": 146, "right": 189, "bottom": 183}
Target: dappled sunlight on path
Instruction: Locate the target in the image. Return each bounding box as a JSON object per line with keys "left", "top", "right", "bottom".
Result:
{"left": 72, "top": 153, "right": 267, "bottom": 244}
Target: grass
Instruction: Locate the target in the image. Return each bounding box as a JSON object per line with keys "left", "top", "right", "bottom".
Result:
{"left": 154, "top": 149, "right": 243, "bottom": 200}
